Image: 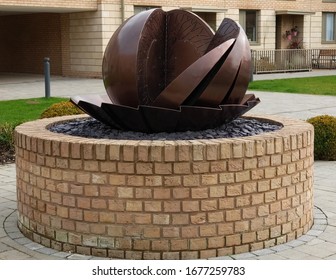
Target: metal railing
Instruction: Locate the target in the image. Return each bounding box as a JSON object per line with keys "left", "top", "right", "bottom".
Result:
{"left": 252, "top": 49, "right": 312, "bottom": 74}
{"left": 251, "top": 48, "right": 336, "bottom": 74}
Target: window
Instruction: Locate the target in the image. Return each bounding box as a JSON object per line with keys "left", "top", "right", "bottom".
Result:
{"left": 239, "top": 10, "right": 258, "bottom": 43}
{"left": 322, "top": 13, "right": 336, "bottom": 42}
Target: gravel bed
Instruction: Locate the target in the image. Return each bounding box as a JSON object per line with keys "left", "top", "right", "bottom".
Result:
{"left": 48, "top": 117, "right": 282, "bottom": 140}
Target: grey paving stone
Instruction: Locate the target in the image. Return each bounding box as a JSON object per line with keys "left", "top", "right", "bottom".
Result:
{"left": 0, "top": 242, "right": 11, "bottom": 252}
{"left": 91, "top": 256, "right": 110, "bottom": 260}
{"left": 52, "top": 251, "right": 72, "bottom": 258}
{"left": 311, "top": 224, "right": 328, "bottom": 231}
{"left": 306, "top": 230, "right": 324, "bottom": 237}
{"left": 323, "top": 226, "right": 336, "bottom": 234}
{"left": 67, "top": 253, "right": 92, "bottom": 260}
{"left": 0, "top": 249, "right": 33, "bottom": 260}
{"left": 297, "top": 235, "right": 315, "bottom": 242}
{"left": 285, "top": 239, "right": 306, "bottom": 248}
{"left": 14, "top": 237, "right": 33, "bottom": 245}
{"left": 0, "top": 209, "right": 15, "bottom": 218}
{"left": 7, "top": 231, "right": 24, "bottom": 239}
{"left": 277, "top": 249, "right": 317, "bottom": 260}
{"left": 314, "top": 210, "right": 326, "bottom": 216}
{"left": 209, "top": 256, "right": 234, "bottom": 260}
{"left": 270, "top": 244, "right": 292, "bottom": 252}
{"left": 5, "top": 224, "right": 20, "bottom": 232}
{"left": 231, "top": 252, "right": 256, "bottom": 260}
{"left": 327, "top": 219, "right": 336, "bottom": 227}
{"left": 306, "top": 239, "right": 326, "bottom": 246}
{"left": 299, "top": 255, "right": 322, "bottom": 260}
{"left": 295, "top": 242, "right": 336, "bottom": 258}
{"left": 25, "top": 242, "right": 45, "bottom": 251}
{"left": 318, "top": 232, "right": 336, "bottom": 243}
{"left": 251, "top": 248, "right": 274, "bottom": 256}
{"left": 314, "top": 219, "right": 328, "bottom": 225}
{"left": 36, "top": 247, "right": 59, "bottom": 255}
{"left": 324, "top": 254, "right": 336, "bottom": 260}
{"left": 256, "top": 254, "right": 287, "bottom": 260}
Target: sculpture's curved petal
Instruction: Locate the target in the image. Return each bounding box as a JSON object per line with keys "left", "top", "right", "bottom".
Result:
{"left": 177, "top": 106, "right": 223, "bottom": 131}
{"left": 196, "top": 19, "right": 251, "bottom": 106}
{"left": 221, "top": 26, "right": 252, "bottom": 105}
{"left": 140, "top": 105, "right": 180, "bottom": 133}
{"left": 205, "top": 18, "right": 239, "bottom": 53}
{"left": 100, "top": 103, "right": 148, "bottom": 132}
{"left": 219, "top": 95, "right": 260, "bottom": 123}
{"left": 70, "top": 95, "right": 122, "bottom": 129}
{"left": 152, "top": 38, "right": 235, "bottom": 109}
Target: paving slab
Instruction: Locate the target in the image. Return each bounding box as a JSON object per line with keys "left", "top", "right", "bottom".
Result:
{"left": 0, "top": 249, "right": 33, "bottom": 260}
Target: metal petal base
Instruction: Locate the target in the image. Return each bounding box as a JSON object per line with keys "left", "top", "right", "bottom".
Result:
{"left": 71, "top": 9, "right": 260, "bottom": 133}
{"left": 71, "top": 94, "right": 260, "bottom": 133}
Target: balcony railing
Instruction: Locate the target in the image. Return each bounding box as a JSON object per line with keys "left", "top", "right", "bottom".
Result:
{"left": 251, "top": 49, "right": 336, "bottom": 74}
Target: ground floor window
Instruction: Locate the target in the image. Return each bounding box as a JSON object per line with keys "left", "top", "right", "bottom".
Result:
{"left": 239, "top": 10, "right": 259, "bottom": 43}
{"left": 322, "top": 12, "right": 336, "bottom": 42}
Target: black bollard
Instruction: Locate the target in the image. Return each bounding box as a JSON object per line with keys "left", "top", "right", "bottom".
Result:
{"left": 44, "top": 57, "right": 51, "bottom": 98}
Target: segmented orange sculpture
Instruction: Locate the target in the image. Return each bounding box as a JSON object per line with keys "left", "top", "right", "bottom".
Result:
{"left": 71, "top": 9, "right": 259, "bottom": 132}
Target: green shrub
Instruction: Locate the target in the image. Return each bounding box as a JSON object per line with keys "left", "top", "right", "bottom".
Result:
{"left": 40, "top": 101, "right": 83, "bottom": 119}
{"left": 0, "top": 123, "right": 16, "bottom": 151}
{"left": 307, "top": 115, "right": 336, "bottom": 160}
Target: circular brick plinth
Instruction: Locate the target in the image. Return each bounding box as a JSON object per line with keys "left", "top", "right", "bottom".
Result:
{"left": 15, "top": 115, "right": 314, "bottom": 259}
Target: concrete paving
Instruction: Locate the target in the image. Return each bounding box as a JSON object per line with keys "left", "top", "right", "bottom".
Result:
{"left": 0, "top": 72, "right": 105, "bottom": 100}
{"left": 0, "top": 69, "right": 336, "bottom": 259}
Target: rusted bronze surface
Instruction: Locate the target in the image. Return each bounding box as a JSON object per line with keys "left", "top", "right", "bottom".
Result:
{"left": 71, "top": 8, "right": 260, "bottom": 133}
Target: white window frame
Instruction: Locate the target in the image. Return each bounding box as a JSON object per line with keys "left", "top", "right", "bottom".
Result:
{"left": 322, "top": 12, "right": 336, "bottom": 43}
{"left": 239, "top": 10, "right": 259, "bottom": 44}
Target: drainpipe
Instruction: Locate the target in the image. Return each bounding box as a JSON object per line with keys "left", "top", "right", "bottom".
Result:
{"left": 121, "top": 0, "right": 125, "bottom": 22}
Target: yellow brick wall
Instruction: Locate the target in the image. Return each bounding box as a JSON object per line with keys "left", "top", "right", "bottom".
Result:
{"left": 68, "top": 9, "right": 104, "bottom": 77}
{"left": 15, "top": 114, "right": 314, "bottom": 259}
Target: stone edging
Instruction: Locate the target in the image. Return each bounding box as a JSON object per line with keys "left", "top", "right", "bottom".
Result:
{"left": 3, "top": 207, "right": 327, "bottom": 260}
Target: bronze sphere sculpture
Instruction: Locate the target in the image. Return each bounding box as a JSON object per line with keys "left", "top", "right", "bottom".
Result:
{"left": 71, "top": 9, "right": 259, "bottom": 133}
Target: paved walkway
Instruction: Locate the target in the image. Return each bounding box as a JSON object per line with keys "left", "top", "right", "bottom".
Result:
{"left": 0, "top": 70, "right": 336, "bottom": 259}
{"left": 0, "top": 73, "right": 105, "bottom": 100}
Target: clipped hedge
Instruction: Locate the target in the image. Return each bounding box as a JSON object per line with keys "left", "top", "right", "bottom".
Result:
{"left": 307, "top": 115, "right": 336, "bottom": 160}
{"left": 40, "top": 101, "right": 83, "bottom": 119}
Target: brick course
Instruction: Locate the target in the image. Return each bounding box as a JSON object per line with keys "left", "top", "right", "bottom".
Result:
{"left": 15, "top": 114, "right": 314, "bottom": 259}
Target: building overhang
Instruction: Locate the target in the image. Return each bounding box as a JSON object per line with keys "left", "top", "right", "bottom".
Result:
{"left": 181, "top": 6, "right": 227, "bottom": 13}
{"left": 275, "top": 10, "right": 316, "bottom": 16}
{"left": 0, "top": 4, "right": 97, "bottom": 16}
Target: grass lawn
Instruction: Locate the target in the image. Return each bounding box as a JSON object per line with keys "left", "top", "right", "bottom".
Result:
{"left": 0, "top": 97, "right": 68, "bottom": 125}
{"left": 248, "top": 75, "right": 336, "bottom": 96}
{"left": 0, "top": 97, "right": 69, "bottom": 163}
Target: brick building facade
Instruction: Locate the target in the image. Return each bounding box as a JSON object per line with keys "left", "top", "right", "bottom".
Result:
{"left": 0, "top": 0, "right": 336, "bottom": 77}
